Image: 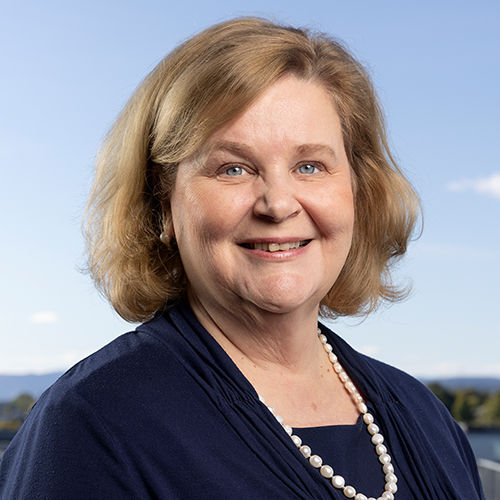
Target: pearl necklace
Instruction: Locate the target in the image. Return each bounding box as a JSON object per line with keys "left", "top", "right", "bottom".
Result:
{"left": 258, "top": 328, "right": 398, "bottom": 500}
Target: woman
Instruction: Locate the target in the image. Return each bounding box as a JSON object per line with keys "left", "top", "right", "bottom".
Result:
{"left": 0, "top": 18, "right": 484, "bottom": 499}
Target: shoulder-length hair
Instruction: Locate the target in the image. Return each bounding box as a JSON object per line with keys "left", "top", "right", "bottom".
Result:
{"left": 84, "top": 17, "right": 421, "bottom": 322}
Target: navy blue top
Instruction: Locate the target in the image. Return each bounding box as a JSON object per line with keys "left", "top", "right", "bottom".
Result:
{"left": 0, "top": 302, "right": 484, "bottom": 499}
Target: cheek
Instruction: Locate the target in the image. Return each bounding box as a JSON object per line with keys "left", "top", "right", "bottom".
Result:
{"left": 311, "top": 186, "right": 355, "bottom": 238}
{"left": 174, "top": 185, "right": 250, "bottom": 248}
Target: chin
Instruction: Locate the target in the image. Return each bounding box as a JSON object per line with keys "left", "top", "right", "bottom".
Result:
{"left": 245, "top": 286, "right": 321, "bottom": 315}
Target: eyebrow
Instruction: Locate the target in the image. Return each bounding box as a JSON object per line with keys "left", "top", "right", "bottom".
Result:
{"left": 205, "top": 140, "right": 338, "bottom": 162}
{"left": 295, "top": 143, "right": 338, "bottom": 161}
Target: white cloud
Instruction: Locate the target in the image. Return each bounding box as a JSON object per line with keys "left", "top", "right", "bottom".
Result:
{"left": 29, "top": 311, "right": 60, "bottom": 325}
{"left": 447, "top": 172, "right": 500, "bottom": 199}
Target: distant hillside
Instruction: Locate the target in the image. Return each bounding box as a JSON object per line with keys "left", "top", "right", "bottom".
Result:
{"left": 422, "top": 377, "right": 500, "bottom": 393}
{"left": 0, "top": 372, "right": 64, "bottom": 402}
{"left": 1, "top": 373, "right": 499, "bottom": 402}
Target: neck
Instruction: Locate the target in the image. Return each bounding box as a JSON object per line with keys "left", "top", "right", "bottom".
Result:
{"left": 188, "top": 290, "right": 323, "bottom": 377}
{"left": 187, "top": 290, "right": 361, "bottom": 428}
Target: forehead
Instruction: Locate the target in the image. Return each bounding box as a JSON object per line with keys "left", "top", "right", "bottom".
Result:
{"left": 203, "top": 75, "right": 344, "bottom": 155}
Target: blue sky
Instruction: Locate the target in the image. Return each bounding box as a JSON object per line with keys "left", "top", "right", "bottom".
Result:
{"left": 1, "top": 1, "right": 499, "bottom": 377}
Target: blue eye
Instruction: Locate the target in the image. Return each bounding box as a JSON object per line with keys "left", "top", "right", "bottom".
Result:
{"left": 225, "top": 166, "right": 244, "bottom": 176}
{"left": 298, "top": 163, "right": 318, "bottom": 174}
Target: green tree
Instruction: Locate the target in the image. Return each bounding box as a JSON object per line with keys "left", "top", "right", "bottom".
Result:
{"left": 476, "top": 391, "right": 500, "bottom": 426}
{"left": 451, "top": 390, "right": 482, "bottom": 424}
{"left": 6, "top": 393, "right": 36, "bottom": 415}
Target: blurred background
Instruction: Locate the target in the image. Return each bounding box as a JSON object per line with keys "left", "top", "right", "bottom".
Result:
{"left": 1, "top": 0, "right": 499, "bottom": 493}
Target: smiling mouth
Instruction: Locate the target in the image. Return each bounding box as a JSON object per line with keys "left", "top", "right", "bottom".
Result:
{"left": 239, "top": 240, "right": 311, "bottom": 252}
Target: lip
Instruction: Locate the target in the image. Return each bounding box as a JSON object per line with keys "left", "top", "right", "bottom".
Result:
{"left": 237, "top": 238, "right": 313, "bottom": 260}
{"left": 237, "top": 237, "right": 311, "bottom": 245}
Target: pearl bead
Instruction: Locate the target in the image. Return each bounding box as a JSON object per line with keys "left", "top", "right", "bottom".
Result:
{"left": 333, "top": 362, "right": 343, "bottom": 373}
{"left": 328, "top": 352, "right": 338, "bottom": 363}
{"left": 385, "top": 482, "right": 398, "bottom": 494}
{"left": 332, "top": 475, "right": 345, "bottom": 488}
{"left": 343, "top": 485, "right": 356, "bottom": 497}
{"left": 350, "top": 391, "right": 359, "bottom": 402}
{"left": 323, "top": 343, "right": 333, "bottom": 353}
{"left": 385, "top": 473, "right": 397, "bottom": 483}
{"left": 363, "top": 413, "right": 374, "bottom": 425}
{"left": 309, "top": 455, "right": 322, "bottom": 468}
{"left": 320, "top": 465, "right": 334, "bottom": 478}
{"left": 345, "top": 381, "right": 356, "bottom": 393}
{"left": 271, "top": 327, "right": 398, "bottom": 500}
{"left": 383, "top": 463, "right": 394, "bottom": 474}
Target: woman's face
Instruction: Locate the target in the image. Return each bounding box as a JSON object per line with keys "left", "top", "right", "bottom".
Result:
{"left": 170, "top": 75, "right": 354, "bottom": 315}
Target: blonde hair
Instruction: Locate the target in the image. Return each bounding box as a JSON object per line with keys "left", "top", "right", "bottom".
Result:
{"left": 84, "top": 17, "right": 421, "bottom": 322}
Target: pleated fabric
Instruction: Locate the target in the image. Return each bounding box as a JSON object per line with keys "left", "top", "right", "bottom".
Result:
{"left": 0, "top": 302, "right": 484, "bottom": 499}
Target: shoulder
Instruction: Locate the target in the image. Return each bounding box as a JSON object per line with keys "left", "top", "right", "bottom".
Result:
{"left": 321, "top": 324, "right": 440, "bottom": 407}
{"left": 321, "top": 323, "right": 459, "bottom": 430}
{"left": 321, "top": 323, "right": 444, "bottom": 412}
{"left": 366, "top": 355, "right": 456, "bottom": 418}
{"left": 33, "top": 319, "right": 195, "bottom": 424}
{"left": 363, "top": 355, "right": 438, "bottom": 401}
{"left": 0, "top": 321, "right": 196, "bottom": 498}
{"left": 6, "top": 328, "right": 175, "bottom": 442}
{"left": 339, "top": 342, "right": 478, "bottom": 460}
{"left": 10, "top": 303, "right": 219, "bottom": 442}
{"left": 6, "top": 315, "right": 198, "bottom": 454}
{"left": 356, "top": 350, "right": 455, "bottom": 424}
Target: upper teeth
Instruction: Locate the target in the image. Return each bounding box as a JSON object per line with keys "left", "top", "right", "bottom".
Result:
{"left": 252, "top": 241, "right": 305, "bottom": 252}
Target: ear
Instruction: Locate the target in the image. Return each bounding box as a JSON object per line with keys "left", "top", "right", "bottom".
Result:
{"left": 159, "top": 211, "right": 176, "bottom": 245}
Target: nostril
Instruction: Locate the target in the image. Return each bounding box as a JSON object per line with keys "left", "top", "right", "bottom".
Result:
{"left": 253, "top": 183, "right": 301, "bottom": 222}
{"left": 256, "top": 210, "right": 301, "bottom": 223}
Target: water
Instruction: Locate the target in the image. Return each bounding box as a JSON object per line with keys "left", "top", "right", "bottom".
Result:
{"left": 468, "top": 429, "right": 500, "bottom": 463}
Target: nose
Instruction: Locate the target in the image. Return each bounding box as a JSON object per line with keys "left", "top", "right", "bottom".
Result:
{"left": 253, "top": 172, "right": 302, "bottom": 222}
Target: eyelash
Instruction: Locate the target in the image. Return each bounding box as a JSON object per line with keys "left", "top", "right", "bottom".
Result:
{"left": 297, "top": 163, "right": 321, "bottom": 174}
{"left": 218, "top": 162, "right": 324, "bottom": 177}
{"left": 223, "top": 165, "right": 246, "bottom": 176}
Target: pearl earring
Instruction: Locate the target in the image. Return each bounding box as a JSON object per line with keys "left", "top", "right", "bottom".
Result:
{"left": 159, "top": 232, "right": 170, "bottom": 245}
